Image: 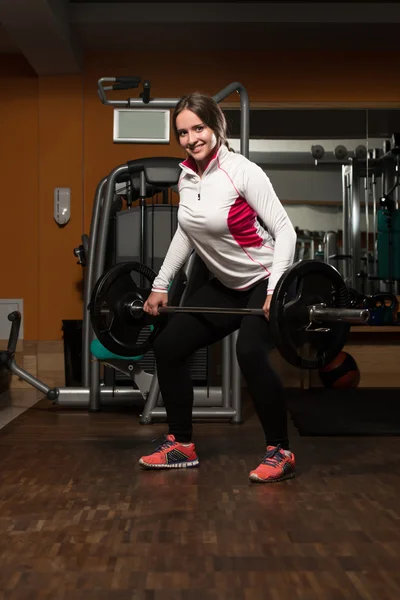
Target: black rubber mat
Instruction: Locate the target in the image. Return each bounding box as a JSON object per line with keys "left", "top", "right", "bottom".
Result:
{"left": 286, "top": 388, "right": 400, "bottom": 436}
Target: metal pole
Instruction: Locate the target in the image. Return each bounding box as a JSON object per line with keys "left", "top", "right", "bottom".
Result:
{"left": 93, "top": 166, "right": 129, "bottom": 284}
{"left": 221, "top": 336, "right": 231, "bottom": 408}
{"left": 364, "top": 175, "right": 370, "bottom": 294}
{"left": 150, "top": 407, "right": 237, "bottom": 420}
{"left": 383, "top": 156, "right": 395, "bottom": 205}
{"left": 57, "top": 386, "right": 145, "bottom": 407}
{"left": 89, "top": 167, "right": 129, "bottom": 411}
{"left": 372, "top": 170, "right": 378, "bottom": 277}
{"left": 82, "top": 177, "right": 108, "bottom": 387}
{"left": 7, "top": 358, "right": 54, "bottom": 396}
{"left": 324, "top": 231, "right": 338, "bottom": 270}
{"left": 156, "top": 306, "right": 265, "bottom": 316}
{"left": 342, "top": 165, "right": 351, "bottom": 285}
{"left": 89, "top": 357, "right": 101, "bottom": 411}
{"left": 382, "top": 156, "right": 395, "bottom": 293}
{"left": 139, "top": 171, "right": 147, "bottom": 267}
{"left": 351, "top": 162, "right": 361, "bottom": 291}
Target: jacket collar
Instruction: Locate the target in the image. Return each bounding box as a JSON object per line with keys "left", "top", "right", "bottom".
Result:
{"left": 180, "top": 144, "right": 229, "bottom": 175}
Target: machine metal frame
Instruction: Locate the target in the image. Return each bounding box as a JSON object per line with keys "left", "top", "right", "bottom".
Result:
{"left": 58, "top": 79, "right": 250, "bottom": 423}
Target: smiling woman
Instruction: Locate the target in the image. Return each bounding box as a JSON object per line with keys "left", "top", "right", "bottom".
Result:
{"left": 140, "top": 91, "right": 299, "bottom": 482}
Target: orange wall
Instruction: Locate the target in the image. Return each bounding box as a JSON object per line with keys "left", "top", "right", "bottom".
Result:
{"left": 0, "top": 57, "right": 40, "bottom": 339}
{"left": 38, "top": 75, "right": 84, "bottom": 340}
{"left": 1, "top": 50, "right": 400, "bottom": 340}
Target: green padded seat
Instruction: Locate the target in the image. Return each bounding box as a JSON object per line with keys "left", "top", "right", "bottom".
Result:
{"left": 90, "top": 339, "right": 144, "bottom": 362}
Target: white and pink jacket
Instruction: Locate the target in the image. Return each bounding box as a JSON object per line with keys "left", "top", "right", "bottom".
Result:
{"left": 152, "top": 144, "right": 297, "bottom": 294}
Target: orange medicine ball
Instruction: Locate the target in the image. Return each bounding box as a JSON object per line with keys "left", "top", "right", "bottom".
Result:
{"left": 319, "top": 351, "right": 360, "bottom": 389}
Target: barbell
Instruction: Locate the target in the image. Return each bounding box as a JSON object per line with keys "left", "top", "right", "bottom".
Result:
{"left": 89, "top": 260, "right": 370, "bottom": 369}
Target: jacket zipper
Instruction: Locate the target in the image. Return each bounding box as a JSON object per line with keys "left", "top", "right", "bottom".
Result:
{"left": 198, "top": 153, "right": 218, "bottom": 198}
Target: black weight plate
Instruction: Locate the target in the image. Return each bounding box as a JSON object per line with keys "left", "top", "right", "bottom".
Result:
{"left": 89, "top": 262, "right": 165, "bottom": 357}
{"left": 269, "top": 260, "right": 350, "bottom": 369}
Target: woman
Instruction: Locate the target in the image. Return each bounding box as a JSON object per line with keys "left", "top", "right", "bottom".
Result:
{"left": 141, "top": 92, "right": 297, "bottom": 483}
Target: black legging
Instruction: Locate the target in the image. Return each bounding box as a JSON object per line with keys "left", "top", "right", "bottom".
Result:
{"left": 152, "top": 277, "right": 289, "bottom": 449}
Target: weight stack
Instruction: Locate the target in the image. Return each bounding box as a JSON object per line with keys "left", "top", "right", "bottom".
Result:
{"left": 116, "top": 204, "right": 178, "bottom": 274}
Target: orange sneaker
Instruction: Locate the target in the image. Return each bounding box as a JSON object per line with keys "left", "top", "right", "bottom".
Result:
{"left": 139, "top": 434, "right": 199, "bottom": 469}
{"left": 249, "top": 445, "right": 295, "bottom": 483}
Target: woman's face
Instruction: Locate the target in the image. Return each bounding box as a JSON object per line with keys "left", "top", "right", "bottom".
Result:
{"left": 175, "top": 109, "right": 218, "bottom": 165}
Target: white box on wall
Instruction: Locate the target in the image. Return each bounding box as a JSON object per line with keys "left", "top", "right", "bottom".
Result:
{"left": 0, "top": 299, "right": 23, "bottom": 340}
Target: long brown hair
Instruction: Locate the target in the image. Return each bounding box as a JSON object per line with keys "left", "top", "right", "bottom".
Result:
{"left": 173, "top": 93, "right": 232, "bottom": 151}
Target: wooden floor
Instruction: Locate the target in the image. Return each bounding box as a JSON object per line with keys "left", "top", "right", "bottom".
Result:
{"left": 1, "top": 391, "right": 400, "bottom": 600}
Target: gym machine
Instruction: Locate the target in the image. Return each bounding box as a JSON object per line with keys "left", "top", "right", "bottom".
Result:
{"left": 323, "top": 134, "right": 400, "bottom": 298}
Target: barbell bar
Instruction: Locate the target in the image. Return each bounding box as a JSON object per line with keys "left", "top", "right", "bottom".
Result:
{"left": 127, "top": 302, "right": 370, "bottom": 324}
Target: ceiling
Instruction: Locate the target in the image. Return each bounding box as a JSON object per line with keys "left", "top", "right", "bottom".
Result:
{"left": 1, "top": 1, "right": 400, "bottom": 75}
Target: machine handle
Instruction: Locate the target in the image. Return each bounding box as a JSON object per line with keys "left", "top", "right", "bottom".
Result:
{"left": 7, "top": 311, "right": 21, "bottom": 353}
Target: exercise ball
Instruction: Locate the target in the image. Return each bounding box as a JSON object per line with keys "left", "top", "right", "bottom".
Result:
{"left": 319, "top": 351, "right": 360, "bottom": 389}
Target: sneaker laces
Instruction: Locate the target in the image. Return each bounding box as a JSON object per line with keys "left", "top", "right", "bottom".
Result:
{"left": 261, "top": 445, "right": 285, "bottom": 467}
{"left": 151, "top": 435, "right": 177, "bottom": 453}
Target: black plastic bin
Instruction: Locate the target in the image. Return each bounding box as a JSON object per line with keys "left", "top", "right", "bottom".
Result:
{"left": 62, "top": 320, "right": 83, "bottom": 386}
